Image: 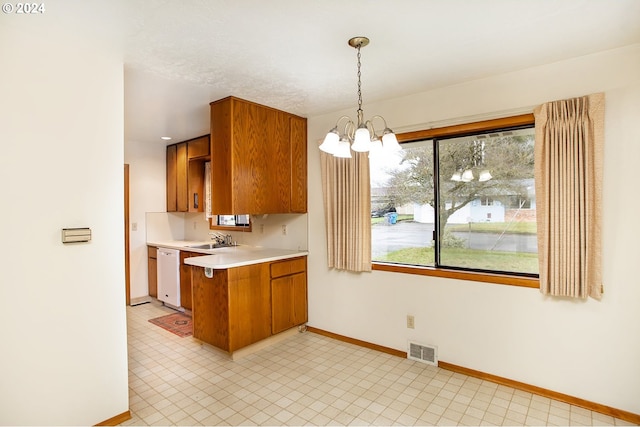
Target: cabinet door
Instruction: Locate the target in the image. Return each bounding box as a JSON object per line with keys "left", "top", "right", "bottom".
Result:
{"left": 192, "top": 267, "right": 230, "bottom": 351}
{"left": 210, "top": 98, "right": 234, "bottom": 214}
{"left": 147, "top": 246, "right": 158, "bottom": 297}
{"left": 176, "top": 142, "right": 188, "bottom": 212}
{"left": 231, "top": 100, "right": 291, "bottom": 213}
{"left": 187, "top": 135, "right": 210, "bottom": 159}
{"left": 227, "top": 263, "right": 271, "bottom": 351}
{"left": 166, "top": 145, "right": 177, "bottom": 212}
{"left": 187, "top": 160, "right": 205, "bottom": 212}
{"left": 271, "top": 272, "right": 307, "bottom": 335}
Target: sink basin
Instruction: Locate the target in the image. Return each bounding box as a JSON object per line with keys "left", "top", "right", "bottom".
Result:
{"left": 188, "top": 243, "right": 229, "bottom": 250}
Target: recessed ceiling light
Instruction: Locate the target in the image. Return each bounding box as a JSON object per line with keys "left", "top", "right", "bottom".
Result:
{"left": 161, "top": 136, "right": 172, "bottom": 141}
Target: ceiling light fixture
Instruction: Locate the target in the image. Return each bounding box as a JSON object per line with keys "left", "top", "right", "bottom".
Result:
{"left": 319, "top": 37, "right": 400, "bottom": 158}
{"left": 161, "top": 136, "right": 172, "bottom": 141}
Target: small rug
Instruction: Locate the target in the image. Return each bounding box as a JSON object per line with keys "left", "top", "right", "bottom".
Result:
{"left": 148, "top": 312, "right": 193, "bottom": 338}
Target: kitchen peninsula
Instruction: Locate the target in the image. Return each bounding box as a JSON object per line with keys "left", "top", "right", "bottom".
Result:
{"left": 184, "top": 245, "right": 308, "bottom": 269}
{"left": 184, "top": 245, "right": 308, "bottom": 356}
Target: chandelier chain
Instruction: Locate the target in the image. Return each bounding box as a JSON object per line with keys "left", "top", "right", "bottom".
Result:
{"left": 356, "top": 44, "right": 363, "bottom": 123}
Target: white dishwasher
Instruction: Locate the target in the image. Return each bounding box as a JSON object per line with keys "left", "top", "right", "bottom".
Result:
{"left": 157, "top": 247, "right": 180, "bottom": 308}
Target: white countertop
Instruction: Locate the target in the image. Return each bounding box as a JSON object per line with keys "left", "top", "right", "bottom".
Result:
{"left": 148, "top": 240, "right": 308, "bottom": 269}
{"left": 147, "top": 240, "right": 217, "bottom": 254}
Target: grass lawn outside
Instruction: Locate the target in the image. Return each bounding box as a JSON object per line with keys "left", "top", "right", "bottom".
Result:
{"left": 446, "top": 221, "right": 536, "bottom": 235}
{"left": 376, "top": 246, "right": 539, "bottom": 274}
{"left": 370, "top": 215, "right": 538, "bottom": 274}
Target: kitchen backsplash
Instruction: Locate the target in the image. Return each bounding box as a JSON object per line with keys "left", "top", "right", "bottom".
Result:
{"left": 146, "top": 211, "right": 308, "bottom": 251}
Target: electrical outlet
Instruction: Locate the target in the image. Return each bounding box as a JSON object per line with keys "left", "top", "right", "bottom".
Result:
{"left": 282, "top": 225, "right": 287, "bottom": 235}
{"left": 407, "top": 315, "right": 415, "bottom": 329}
{"left": 131, "top": 222, "right": 137, "bottom": 231}
{"left": 260, "top": 224, "right": 264, "bottom": 234}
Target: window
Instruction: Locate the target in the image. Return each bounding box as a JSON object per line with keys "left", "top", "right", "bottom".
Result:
{"left": 209, "top": 214, "right": 252, "bottom": 231}
{"left": 217, "top": 214, "right": 250, "bottom": 227}
{"left": 370, "top": 115, "right": 538, "bottom": 280}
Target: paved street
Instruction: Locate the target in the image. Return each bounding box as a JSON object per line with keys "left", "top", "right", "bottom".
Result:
{"left": 372, "top": 221, "right": 537, "bottom": 259}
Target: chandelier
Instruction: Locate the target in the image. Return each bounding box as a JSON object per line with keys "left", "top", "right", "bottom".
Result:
{"left": 319, "top": 37, "right": 400, "bottom": 158}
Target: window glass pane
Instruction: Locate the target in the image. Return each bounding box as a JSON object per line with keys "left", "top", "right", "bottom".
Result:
{"left": 217, "top": 215, "right": 236, "bottom": 226}
{"left": 437, "top": 127, "right": 538, "bottom": 274}
{"left": 371, "top": 140, "right": 436, "bottom": 266}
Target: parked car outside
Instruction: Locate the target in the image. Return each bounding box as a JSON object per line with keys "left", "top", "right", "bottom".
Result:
{"left": 371, "top": 205, "right": 396, "bottom": 218}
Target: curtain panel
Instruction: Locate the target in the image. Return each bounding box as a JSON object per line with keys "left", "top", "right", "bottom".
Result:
{"left": 320, "top": 151, "right": 372, "bottom": 272}
{"left": 534, "top": 93, "right": 604, "bottom": 299}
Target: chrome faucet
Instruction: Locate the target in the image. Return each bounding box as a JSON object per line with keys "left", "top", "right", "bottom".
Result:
{"left": 208, "top": 231, "right": 224, "bottom": 243}
{"left": 208, "top": 231, "right": 234, "bottom": 247}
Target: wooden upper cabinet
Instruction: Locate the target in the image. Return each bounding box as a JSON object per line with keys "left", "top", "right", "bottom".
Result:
{"left": 187, "top": 135, "right": 210, "bottom": 159}
{"left": 176, "top": 142, "right": 188, "bottom": 212}
{"left": 166, "top": 145, "right": 178, "bottom": 212}
{"left": 210, "top": 96, "right": 307, "bottom": 215}
{"left": 166, "top": 135, "right": 211, "bottom": 213}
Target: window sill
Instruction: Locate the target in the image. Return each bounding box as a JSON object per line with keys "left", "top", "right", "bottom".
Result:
{"left": 372, "top": 262, "right": 539, "bottom": 289}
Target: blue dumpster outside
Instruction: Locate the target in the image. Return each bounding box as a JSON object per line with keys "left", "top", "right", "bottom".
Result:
{"left": 385, "top": 212, "right": 398, "bottom": 225}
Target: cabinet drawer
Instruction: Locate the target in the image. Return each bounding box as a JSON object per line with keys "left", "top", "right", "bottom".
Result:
{"left": 270, "top": 257, "right": 306, "bottom": 278}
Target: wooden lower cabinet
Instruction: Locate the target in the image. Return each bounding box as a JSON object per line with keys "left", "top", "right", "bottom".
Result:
{"left": 271, "top": 257, "right": 307, "bottom": 334}
{"left": 147, "top": 246, "right": 157, "bottom": 298}
{"left": 191, "top": 256, "right": 307, "bottom": 353}
{"left": 192, "top": 262, "right": 272, "bottom": 352}
{"left": 179, "top": 251, "right": 199, "bottom": 310}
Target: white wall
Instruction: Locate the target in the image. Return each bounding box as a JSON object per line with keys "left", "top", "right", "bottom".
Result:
{"left": 0, "top": 2, "right": 129, "bottom": 425}
{"left": 125, "top": 140, "right": 166, "bottom": 299}
{"left": 146, "top": 211, "right": 309, "bottom": 251}
{"left": 307, "top": 44, "right": 640, "bottom": 415}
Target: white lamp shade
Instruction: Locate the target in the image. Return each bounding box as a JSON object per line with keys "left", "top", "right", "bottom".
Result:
{"left": 479, "top": 170, "right": 492, "bottom": 182}
{"left": 461, "top": 169, "right": 474, "bottom": 182}
{"left": 319, "top": 130, "right": 339, "bottom": 154}
{"left": 351, "top": 126, "right": 371, "bottom": 152}
{"left": 368, "top": 138, "right": 383, "bottom": 157}
{"left": 334, "top": 139, "right": 353, "bottom": 158}
{"left": 450, "top": 172, "right": 462, "bottom": 182}
{"left": 382, "top": 130, "right": 401, "bottom": 151}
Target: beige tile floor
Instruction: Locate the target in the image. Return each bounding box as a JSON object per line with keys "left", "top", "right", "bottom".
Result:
{"left": 122, "top": 300, "right": 634, "bottom": 426}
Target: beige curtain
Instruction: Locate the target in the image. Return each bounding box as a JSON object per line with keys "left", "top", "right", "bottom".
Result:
{"left": 534, "top": 93, "right": 604, "bottom": 299}
{"left": 320, "top": 150, "right": 372, "bottom": 272}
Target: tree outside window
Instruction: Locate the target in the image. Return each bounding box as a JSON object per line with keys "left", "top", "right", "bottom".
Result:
{"left": 370, "top": 125, "right": 538, "bottom": 276}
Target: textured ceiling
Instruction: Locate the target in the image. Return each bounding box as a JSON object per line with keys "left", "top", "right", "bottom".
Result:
{"left": 123, "top": 0, "right": 640, "bottom": 144}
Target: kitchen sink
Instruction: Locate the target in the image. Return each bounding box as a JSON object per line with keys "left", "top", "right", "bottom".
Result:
{"left": 188, "top": 243, "right": 229, "bottom": 250}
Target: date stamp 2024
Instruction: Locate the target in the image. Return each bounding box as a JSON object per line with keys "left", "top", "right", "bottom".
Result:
{"left": 2, "top": 3, "right": 45, "bottom": 14}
